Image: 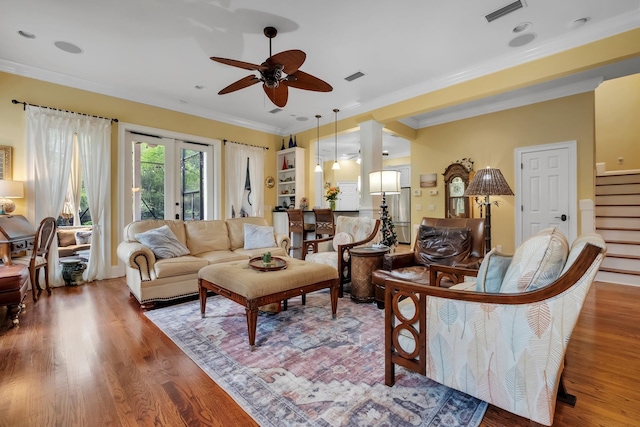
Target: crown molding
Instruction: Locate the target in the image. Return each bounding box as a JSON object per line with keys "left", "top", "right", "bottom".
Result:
{"left": 0, "top": 59, "right": 283, "bottom": 135}
{"left": 399, "top": 77, "right": 604, "bottom": 129}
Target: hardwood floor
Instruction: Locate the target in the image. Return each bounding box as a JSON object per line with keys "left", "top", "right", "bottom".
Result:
{"left": 1, "top": 278, "right": 639, "bottom": 426}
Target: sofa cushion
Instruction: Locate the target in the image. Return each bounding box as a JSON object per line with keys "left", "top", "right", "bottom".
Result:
{"left": 560, "top": 234, "right": 607, "bottom": 276}
{"left": 332, "top": 232, "right": 353, "bottom": 251}
{"left": 226, "top": 217, "right": 269, "bottom": 251}
{"left": 475, "top": 248, "right": 512, "bottom": 293}
{"left": 414, "top": 226, "right": 471, "bottom": 267}
{"left": 500, "top": 227, "right": 569, "bottom": 293}
{"left": 243, "top": 223, "right": 277, "bottom": 250}
{"left": 185, "top": 220, "right": 230, "bottom": 255}
{"left": 58, "top": 228, "right": 77, "bottom": 247}
{"left": 75, "top": 230, "right": 92, "bottom": 245}
{"left": 135, "top": 225, "right": 191, "bottom": 259}
{"left": 153, "top": 256, "right": 209, "bottom": 279}
{"left": 125, "top": 219, "right": 186, "bottom": 245}
{"left": 196, "top": 250, "right": 250, "bottom": 265}
{"left": 371, "top": 266, "right": 431, "bottom": 287}
{"left": 304, "top": 251, "right": 339, "bottom": 270}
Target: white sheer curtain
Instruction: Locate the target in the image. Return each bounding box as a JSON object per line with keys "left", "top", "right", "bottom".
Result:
{"left": 66, "top": 141, "right": 82, "bottom": 226}
{"left": 225, "top": 143, "right": 265, "bottom": 218}
{"left": 26, "top": 107, "right": 112, "bottom": 285}
{"left": 25, "top": 106, "right": 76, "bottom": 286}
{"left": 77, "top": 117, "right": 111, "bottom": 281}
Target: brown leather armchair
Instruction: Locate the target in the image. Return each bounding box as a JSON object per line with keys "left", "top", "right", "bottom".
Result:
{"left": 372, "top": 217, "right": 485, "bottom": 307}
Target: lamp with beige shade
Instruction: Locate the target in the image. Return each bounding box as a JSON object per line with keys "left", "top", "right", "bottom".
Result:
{"left": 0, "top": 180, "right": 24, "bottom": 215}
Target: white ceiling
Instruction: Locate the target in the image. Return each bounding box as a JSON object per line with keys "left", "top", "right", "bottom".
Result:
{"left": 2, "top": 0, "right": 640, "bottom": 160}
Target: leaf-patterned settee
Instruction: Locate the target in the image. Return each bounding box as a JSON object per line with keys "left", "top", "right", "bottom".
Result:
{"left": 384, "top": 228, "right": 606, "bottom": 426}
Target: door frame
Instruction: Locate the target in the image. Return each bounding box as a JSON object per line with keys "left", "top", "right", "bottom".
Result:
{"left": 514, "top": 140, "right": 577, "bottom": 246}
{"left": 117, "top": 123, "right": 222, "bottom": 270}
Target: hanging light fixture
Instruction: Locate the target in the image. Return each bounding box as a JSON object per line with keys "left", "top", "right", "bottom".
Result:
{"left": 314, "top": 114, "right": 322, "bottom": 172}
{"left": 332, "top": 108, "right": 341, "bottom": 170}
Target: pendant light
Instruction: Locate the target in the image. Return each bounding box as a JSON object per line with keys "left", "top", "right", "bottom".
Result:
{"left": 314, "top": 114, "right": 323, "bottom": 172}
{"left": 331, "top": 108, "right": 340, "bottom": 170}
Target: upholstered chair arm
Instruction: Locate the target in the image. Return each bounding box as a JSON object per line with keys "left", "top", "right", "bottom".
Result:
{"left": 302, "top": 236, "right": 333, "bottom": 259}
{"left": 117, "top": 241, "right": 156, "bottom": 282}
{"left": 382, "top": 252, "right": 415, "bottom": 270}
{"left": 275, "top": 233, "right": 291, "bottom": 254}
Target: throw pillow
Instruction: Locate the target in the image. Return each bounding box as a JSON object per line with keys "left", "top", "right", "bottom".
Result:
{"left": 332, "top": 232, "right": 354, "bottom": 251}
{"left": 57, "top": 229, "right": 77, "bottom": 247}
{"left": 75, "top": 230, "right": 92, "bottom": 245}
{"left": 243, "top": 223, "right": 277, "bottom": 250}
{"left": 413, "top": 225, "right": 471, "bottom": 267}
{"left": 475, "top": 248, "right": 512, "bottom": 293}
{"left": 135, "top": 225, "right": 190, "bottom": 259}
{"left": 500, "top": 227, "right": 569, "bottom": 293}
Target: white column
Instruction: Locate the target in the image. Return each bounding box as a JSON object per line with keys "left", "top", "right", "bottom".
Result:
{"left": 358, "top": 120, "right": 384, "bottom": 219}
{"left": 579, "top": 199, "right": 595, "bottom": 236}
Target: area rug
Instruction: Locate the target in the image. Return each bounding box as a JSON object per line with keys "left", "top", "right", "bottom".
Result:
{"left": 145, "top": 291, "right": 488, "bottom": 426}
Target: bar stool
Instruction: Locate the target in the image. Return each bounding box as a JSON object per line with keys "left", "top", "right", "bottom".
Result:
{"left": 313, "top": 208, "right": 335, "bottom": 238}
{"left": 286, "top": 209, "right": 315, "bottom": 259}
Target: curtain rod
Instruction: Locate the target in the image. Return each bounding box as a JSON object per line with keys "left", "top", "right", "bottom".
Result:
{"left": 11, "top": 99, "right": 119, "bottom": 123}
{"left": 223, "top": 139, "right": 269, "bottom": 150}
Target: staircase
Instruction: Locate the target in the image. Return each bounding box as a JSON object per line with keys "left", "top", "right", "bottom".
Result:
{"left": 595, "top": 172, "right": 640, "bottom": 286}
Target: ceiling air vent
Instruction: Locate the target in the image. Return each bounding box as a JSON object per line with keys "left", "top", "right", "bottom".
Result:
{"left": 345, "top": 71, "right": 366, "bottom": 82}
{"left": 269, "top": 108, "right": 283, "bottom": 114}
{"left": 485, "top": 0, "right": 525, "bottom": 23}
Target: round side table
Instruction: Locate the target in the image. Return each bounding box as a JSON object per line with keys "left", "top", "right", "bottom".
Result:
{"left": 350, "top": 246, "right": 390, "bottom": 303}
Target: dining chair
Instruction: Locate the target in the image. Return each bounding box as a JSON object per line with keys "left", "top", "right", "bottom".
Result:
{"left": 13, "top": 216, "right": 57, "bottom": 301}
{"left": 313, "top": 208, "right": 335, "bottom": 238}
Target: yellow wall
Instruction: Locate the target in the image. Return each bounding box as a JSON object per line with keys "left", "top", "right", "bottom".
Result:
{"left": 0, "top": 72, "right": 281, "bottom": 265}
{"left": 595, "top": 73, "right": 640, "bottom": 171}
{"left": 411, "top": 93, "right": 595, "bottom": 253}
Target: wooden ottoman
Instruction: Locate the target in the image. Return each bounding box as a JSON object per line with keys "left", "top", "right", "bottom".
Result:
{"left": 0, "top": 265, "right": 30, "bottom": 327}
{"left": 198, "top": 258, "right": 339, "bottom": 349}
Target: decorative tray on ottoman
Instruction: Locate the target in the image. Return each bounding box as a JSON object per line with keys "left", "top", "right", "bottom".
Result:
{"left": 248, "top": 256, "right": 288, "bottom": 272}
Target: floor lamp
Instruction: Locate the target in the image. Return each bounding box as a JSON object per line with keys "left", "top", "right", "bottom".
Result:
{"left": 369, "top": 170, "right": 401, "bottom": 247}
{"left": 463, "top": 167, "right": 514, "bottom": 253}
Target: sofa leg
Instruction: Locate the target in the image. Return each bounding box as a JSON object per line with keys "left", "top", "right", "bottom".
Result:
{"left": 557, "top": 374, "right": 577, "bottom": 406}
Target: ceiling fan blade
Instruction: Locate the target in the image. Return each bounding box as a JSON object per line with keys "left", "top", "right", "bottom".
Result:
{"left": 267, "top": 50, "right": 306, "bottom": 74}
{"left": 218, "top": 75, "right": 260, "bottom": 94}
{"left": 284, "top": 70, "right": 333, "bottom": 92}
{"left": 210, "top": 57, "right": 267, "bottom": 71}
{"left": 263, "top": 84, "right": 288, "bottom": 108}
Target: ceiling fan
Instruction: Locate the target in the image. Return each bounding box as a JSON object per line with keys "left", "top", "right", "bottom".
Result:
{"left": 210, "top": 27, "right": 333, "bottom": 108}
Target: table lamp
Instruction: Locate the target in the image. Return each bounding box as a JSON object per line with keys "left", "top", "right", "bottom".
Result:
{"left": 463, "top": 167, "right": 514, "bottom": 252}
{"left": 0, "top": 180, "right": 24, "bottom": 215}
{"left": 369, "top": 170, "right": 401, "bottom": 247}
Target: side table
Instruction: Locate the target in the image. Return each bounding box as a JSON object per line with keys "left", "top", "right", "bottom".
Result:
{"left": 60, "top": 258, "right": 87, "bottom": 286}
{"left": 350, "top": 246, "right": 389, "bottom": 303}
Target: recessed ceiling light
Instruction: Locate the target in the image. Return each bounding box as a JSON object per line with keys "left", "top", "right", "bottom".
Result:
{"left": 512, "top": 22, "right": 532, "bottom": 33}
{"left": 178, "top": 100, "right": 188, "bottom": 104}
{"left": 296, "top": 117, "right": 309, "bottom": 121}
{"left": 569, "top": 17, "right": 590, "bottom": 29}
{"left": 194, "top": 85, "right": 204, "bottom": 90}
{"left": 508, "top": 33, "right": 536, "bottom": 48}
{"left": 54, "top": 41, "right": 82, "bottom": 54}
{"left": 17, "top": 30, "right": 36, "bottom": 39}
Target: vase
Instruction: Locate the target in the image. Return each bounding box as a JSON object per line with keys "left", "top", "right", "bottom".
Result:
{"left": 329, "top": 200, "right": 336, "bottom": 210}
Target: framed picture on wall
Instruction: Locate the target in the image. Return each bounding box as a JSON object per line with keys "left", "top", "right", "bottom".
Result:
{"left": 0, "top": 146, "right": 12, "bottom": 180}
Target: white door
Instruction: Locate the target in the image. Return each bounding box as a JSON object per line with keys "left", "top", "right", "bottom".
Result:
{"left": 127, "top": 131, "right": 214, "bottom": 221}
{"left": 337, "top": 181, "right": 359, "bottom": 211}
{"left": 515, "top": 141, "right": 577, "bottom": 245}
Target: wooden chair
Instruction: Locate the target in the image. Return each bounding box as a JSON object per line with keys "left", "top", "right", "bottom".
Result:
{"left": 313, "top": 208, "right": 335, "bottom": 238}
{"left": 286, "top": 209, "right": 314, "bottom": 259}
{"left": 385, "top": 231, "right": 606, "bottom": 426}
{"left": 13, "top": 217, "right": 57, "bottom": 301}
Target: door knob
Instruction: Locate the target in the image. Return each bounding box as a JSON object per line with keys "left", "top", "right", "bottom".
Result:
{"left": 555, "top": 214, "right": 567, "bottom": 221}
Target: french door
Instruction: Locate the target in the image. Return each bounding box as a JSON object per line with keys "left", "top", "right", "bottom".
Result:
{"left": 127, "top": 131, "right": 214, "bottom": 221}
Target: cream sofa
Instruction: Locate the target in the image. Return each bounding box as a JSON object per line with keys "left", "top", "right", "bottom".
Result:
{"left": 117, "top": 217, "right": 290, "bottom": 307}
